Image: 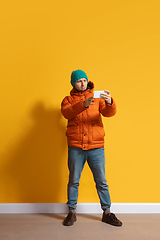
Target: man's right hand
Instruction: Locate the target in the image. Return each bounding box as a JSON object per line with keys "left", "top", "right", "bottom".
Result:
{"left": 83, "top": 97, "right": 95, "bottom": 108}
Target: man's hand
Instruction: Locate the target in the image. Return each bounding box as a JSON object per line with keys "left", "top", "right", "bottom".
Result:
{"left": 83, "top": 97, "right": 95, "bottom": 108}
{"left": 100, "top": 90, "right": 112, "bottom": 105}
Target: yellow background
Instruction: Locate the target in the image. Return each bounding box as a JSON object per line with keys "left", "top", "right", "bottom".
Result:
{"left": 0, "top": 0, "right": 160, "bottom": 203}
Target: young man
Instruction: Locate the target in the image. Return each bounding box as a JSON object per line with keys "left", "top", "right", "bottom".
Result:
{"left": 61, "top": 69, "right": 122, "bottom": 227}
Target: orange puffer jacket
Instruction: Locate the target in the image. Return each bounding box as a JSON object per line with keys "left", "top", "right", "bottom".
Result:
{"left": 61, "top": 82, "right": 117, "bottom": 150}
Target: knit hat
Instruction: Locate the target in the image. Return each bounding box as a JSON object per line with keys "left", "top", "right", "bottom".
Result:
{"left": 71, "top": 69, "right": 88, "bottom": 87}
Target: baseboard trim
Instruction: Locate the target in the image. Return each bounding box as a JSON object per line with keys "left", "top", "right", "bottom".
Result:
{"left": 0, "top": 203, "right": 160, "bottom": 214}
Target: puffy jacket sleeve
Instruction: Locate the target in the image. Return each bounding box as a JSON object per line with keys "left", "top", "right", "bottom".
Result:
{"left": 99, "top": 97, "right": 117, "bottom": 117}
{"left": 61, "top": 96, "right": 86, "bottom": 120}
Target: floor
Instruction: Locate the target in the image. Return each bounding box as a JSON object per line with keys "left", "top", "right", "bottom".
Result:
{"left": 0, "top": 213, "right": 160, "bottom": 240}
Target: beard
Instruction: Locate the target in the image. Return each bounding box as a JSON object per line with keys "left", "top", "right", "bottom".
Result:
{"left": 74, "top": 87, "right": 87, "bottom": 92}
{"left": 80, "top": 88, "right": 87, "bottom": 92}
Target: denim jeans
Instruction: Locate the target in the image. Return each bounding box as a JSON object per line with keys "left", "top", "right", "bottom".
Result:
{"left": 67, "top": 146, "right": 111, "bottom": 211}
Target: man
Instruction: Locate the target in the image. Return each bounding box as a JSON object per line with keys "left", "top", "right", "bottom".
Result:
{"left": 61, "top": 69, "right": 122, "bottom": 227}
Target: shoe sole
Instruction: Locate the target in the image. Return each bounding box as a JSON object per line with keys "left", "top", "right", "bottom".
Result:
{"left": 102, "top": 218, "right": 122, "bottom": 227}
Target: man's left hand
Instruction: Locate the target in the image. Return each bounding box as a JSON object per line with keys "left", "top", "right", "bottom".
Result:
{"left": 100, "top": 90, "right": 112, "bottom": 105}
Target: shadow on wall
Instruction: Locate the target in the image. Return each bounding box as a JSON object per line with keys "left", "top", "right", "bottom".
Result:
{"left": 1, "top": 102, "right": 68, "bottom": 203}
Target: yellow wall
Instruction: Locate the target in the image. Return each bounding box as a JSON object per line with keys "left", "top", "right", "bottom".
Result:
{"left": 0, "top": 0, "right": 160, "bottom": 203}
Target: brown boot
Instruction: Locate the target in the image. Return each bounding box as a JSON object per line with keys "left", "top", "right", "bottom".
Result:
{"left": 102, "top": 212, "right": 122, "bottom": 227}
{"left": 63, "top": 211, "right": 77, "bottom": 226}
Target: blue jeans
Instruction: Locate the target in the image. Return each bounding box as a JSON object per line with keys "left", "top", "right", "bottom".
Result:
{"left": 67, "top": 146, "right": 111, "bottom": 211}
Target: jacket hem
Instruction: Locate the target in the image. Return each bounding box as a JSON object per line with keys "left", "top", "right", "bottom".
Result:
{"left": 67, "top": 143, "right": 105, "bottom": 150}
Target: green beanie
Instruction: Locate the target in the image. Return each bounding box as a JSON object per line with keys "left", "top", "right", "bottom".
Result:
{"left": 71, "top": 69, "right": 88, "bottom": 87}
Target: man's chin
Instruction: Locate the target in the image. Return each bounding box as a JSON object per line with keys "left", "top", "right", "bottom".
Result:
{"left": 74, "top": 87, "right": 87, "bottom": 92}
{"left": 81, "top": 88, "right": 87, "bottom": 92}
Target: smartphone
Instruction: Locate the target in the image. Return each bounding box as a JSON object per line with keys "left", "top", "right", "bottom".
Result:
{"left": 93, "top": 91, "right": 105, "bottom": 98}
